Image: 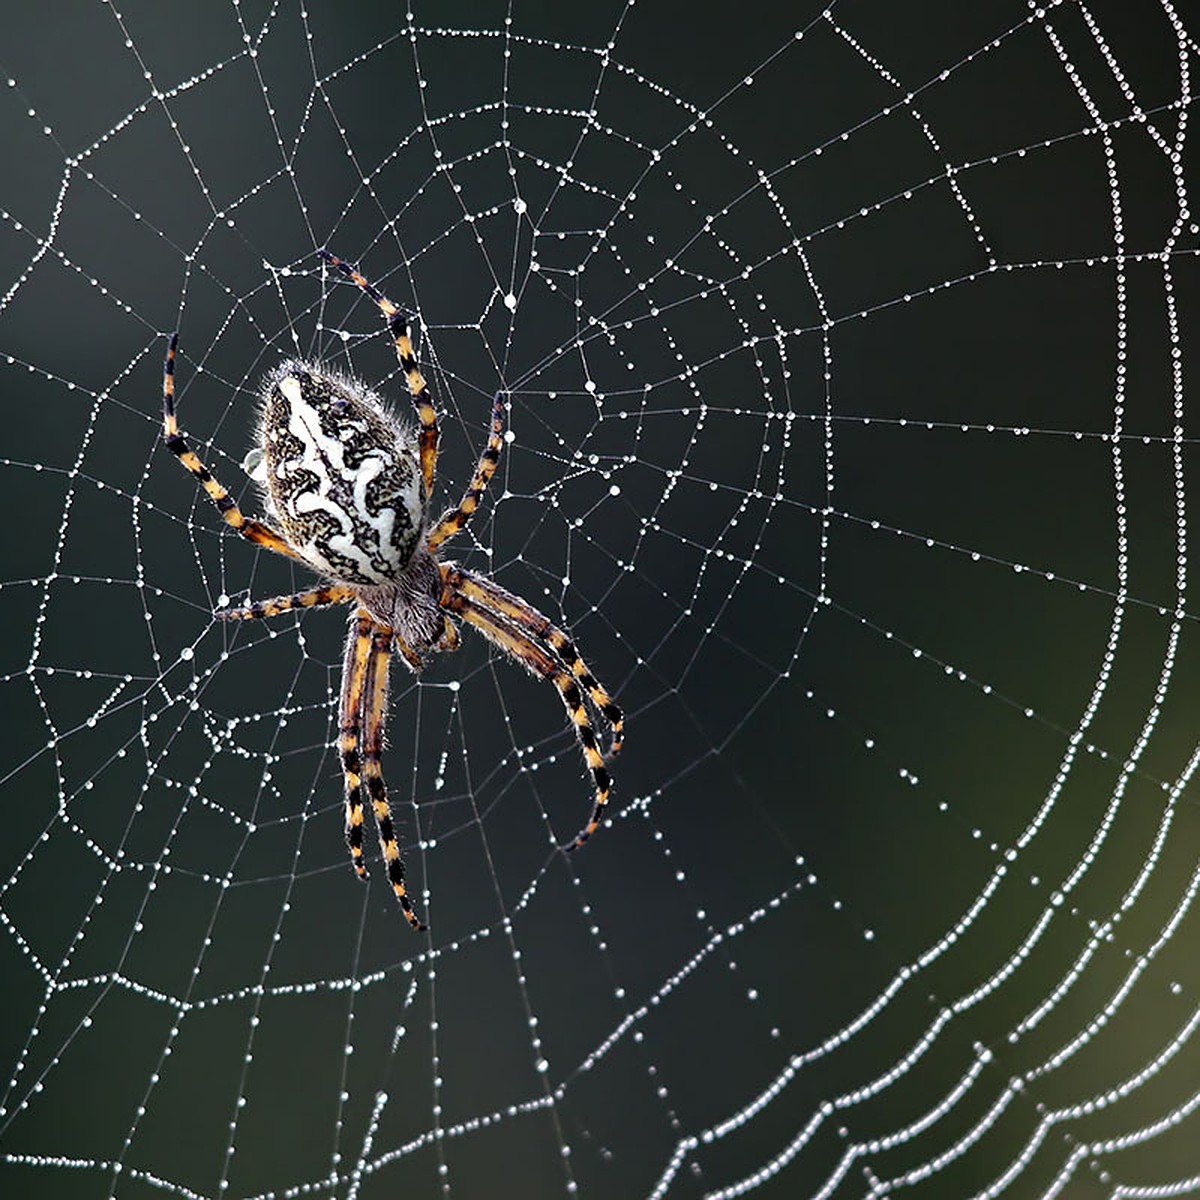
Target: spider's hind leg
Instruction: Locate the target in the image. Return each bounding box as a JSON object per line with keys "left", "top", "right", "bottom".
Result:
{"left": 162, "top": 333, "right": 310, "bottom": 566}
{"left": 318, "top": 249, "right": 439, "bottom": 498}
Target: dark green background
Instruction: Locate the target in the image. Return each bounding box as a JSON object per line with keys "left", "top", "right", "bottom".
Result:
{"left": 3, "top": 2, "right": 1200, "bottom": 1197}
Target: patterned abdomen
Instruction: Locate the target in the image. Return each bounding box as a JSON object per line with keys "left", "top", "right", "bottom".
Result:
{"left": 261, "top": 362, "right": 425, "bottom": 584}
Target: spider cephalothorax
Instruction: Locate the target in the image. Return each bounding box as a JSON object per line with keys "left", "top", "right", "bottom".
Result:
{"left": 162, "top": 249, "right": 623, "bottom": 930}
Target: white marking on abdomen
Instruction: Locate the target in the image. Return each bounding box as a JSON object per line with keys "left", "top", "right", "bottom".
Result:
{"left": 276, "top": 377, "right": 416, "bottom": 581}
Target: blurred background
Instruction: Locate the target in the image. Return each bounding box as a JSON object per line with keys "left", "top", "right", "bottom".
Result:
{"left": 2, "top": 1, "right": 1200, "bottom": 1197}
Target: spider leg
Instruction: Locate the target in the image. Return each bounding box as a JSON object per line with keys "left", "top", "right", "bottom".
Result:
{"left": 436, "top": 615, "right": 460, "bottom": 653}
{"left": 318, "top": 249, "right": 439, "bottom": 498}
{"left": 391, "top": 633, "right": 425, "bottom": 674}
{"left": 426, "top": 391, "right": 506, "bottom": 552}
{"left": 442, "top": 565, "right": 623, "bottom": 756}
{"left": 441, "top": 588, "right": 613, "bottom": 850}
{"left": 163, "top": 333, "right": 310, "bottom": 566}
{"left": 218, "top": 584, "right": 356, "bottom": 621}
{"left": 362, "top": 623, "right": 427, "bottom": 930}
{"left": 339, "top": 611, "right": 374, "bottom": 881}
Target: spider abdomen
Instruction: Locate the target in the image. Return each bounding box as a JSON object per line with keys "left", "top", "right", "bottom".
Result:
{"left": 260, "top": 362, "right": 425, "bottom": 585}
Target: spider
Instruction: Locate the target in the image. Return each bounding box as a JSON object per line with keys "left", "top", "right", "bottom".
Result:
{"left": 162, "top": 248, "right": 623, "bottom": 930}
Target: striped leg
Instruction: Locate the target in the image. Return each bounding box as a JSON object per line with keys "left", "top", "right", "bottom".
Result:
{"left": 362, "top": 624, "right": 426, "bottom": 930}
{"left": 218, "top": 585, "right": 356, "bottom": 621}
{"left": 443, "top": 565, "right": 622, "bottom": 755}
{"left": 318, "top": 249, "right": 439, "bottom": 497}
{"left": 395, "top": 320, "right": 438, "bottom": 501}
{"left": 426, "top": 391, "right": 506, "bottom": 552}
{"left": 339, "top": 611, "right": 374, "bottom": 881}
{"left": 162, "top": 333, "right": 310, "bottom": 566}
{"left": 441, "top": 589, "right": 613, "bottom": 850}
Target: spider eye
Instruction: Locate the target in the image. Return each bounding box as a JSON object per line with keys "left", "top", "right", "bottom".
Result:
{"left": 332, "top": 397, "right": 350, "bottom": 413}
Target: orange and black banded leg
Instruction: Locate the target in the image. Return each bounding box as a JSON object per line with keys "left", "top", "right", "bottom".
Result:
{"left": 162, "top": 333, "right": 310, "bottom": 566}
{"left": 426, "top": 391, "right": 506, "bottom": 552}
{"left": 393, "top": 320, "right": 438, "bottom": 500}
{"left": 318, "top": 249, "right": 439, "bottom": 496}
{"left": 443, "top": 565, "right": 623, "bottom": 755}
{"left": 339, "top": 611, "right": 375, "bottom": 881}
{"left": 218, "top": 584, "right": 356, "bottom": 621}
{"left": 441, "top": 590, "right": 613, "bottom": 850}
{"left": 362, "top": 624, "right": 426, "bottom": 930}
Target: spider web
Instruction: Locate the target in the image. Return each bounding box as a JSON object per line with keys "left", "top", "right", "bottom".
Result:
{"left": 2, "top": 0, "right": 1200, "bottom": 1196}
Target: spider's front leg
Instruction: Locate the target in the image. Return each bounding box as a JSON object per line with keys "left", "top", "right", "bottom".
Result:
{"left": 339, "top": 611, "right": 374, "bottom": 881}
{"left": 362, "top": 624, "right": 427, "bottom": 930}
{"left": 440, "top": 588, "right": 614, "bottom": 850}
{"left": 443, "top": 565, "right": 623, "bottom": 757}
